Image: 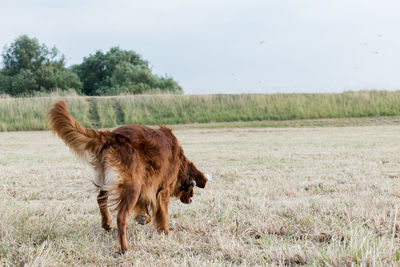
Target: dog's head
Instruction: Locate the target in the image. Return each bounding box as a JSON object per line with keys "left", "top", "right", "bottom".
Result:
{"left": 177, "top": 161, "right": 208, "bottom": 204}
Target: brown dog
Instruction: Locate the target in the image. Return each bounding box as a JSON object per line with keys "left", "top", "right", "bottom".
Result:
{"left": 49, "top": 101, "right": 207, "bottom": 253}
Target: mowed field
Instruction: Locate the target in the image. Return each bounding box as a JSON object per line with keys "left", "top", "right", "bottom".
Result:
{"left": 1, "top": 125, "right": 400, "bottom": 266}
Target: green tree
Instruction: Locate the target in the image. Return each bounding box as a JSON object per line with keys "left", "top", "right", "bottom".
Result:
{"left": 72, "top": 47, "right": 182, "bottom": 95}
{"left": 0, "top": 35, "right": 82, "bottom": 96}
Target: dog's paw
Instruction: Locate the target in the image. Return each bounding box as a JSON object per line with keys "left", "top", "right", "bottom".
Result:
{"left": 135, "top": 215, "right": 151, "bottom": 225}
{"left": 115, "top": 247, "right": 130, "bottom": 256}
{"left": 136, "top": 215, "right": 147, "bottom": 225}
{"left": 102, "top": 223, "right": 114, "bottom": 232}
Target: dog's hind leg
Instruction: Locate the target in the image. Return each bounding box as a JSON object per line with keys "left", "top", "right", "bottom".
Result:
{"left": 134, "top": 200, "right": 151, "bottom": 225}
{"left": 97, "top": 190, "right": 114, "bottom": 232}
{"left": 117, "top": 179, "right": 141, "bottom": 253}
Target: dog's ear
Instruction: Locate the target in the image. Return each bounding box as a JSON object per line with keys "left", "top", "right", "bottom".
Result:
{"left": 113, "top": 133, "right": 132, "bottom": 145}
{"left": 111, "top": 133, "right": 134, "bottom": 153}
{"left": 188, "top": 161, "right": 207, "bottom": 188}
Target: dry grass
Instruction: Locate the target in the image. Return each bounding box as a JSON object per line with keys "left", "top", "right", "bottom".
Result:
{"left": 1, "top": 126, "right": 400, "bottom": 266}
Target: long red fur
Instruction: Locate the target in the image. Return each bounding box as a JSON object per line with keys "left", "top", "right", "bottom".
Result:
{"left": 48, "top": 100, "right": 208, "bottom": 253}
{"left": 48, "top": 101, "right": 107, "bottom": 161}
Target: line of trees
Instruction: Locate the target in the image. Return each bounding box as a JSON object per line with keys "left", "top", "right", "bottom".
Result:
{"left": 0, "top": 35, "right": 182, "bottom": 96}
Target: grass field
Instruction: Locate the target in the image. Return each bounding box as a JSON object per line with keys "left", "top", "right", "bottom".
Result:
{"left": 2, "top": 125, "right": 400, "bottom": 265}
{"left": 3, "top": 90, "right": 400, "bottom": 131}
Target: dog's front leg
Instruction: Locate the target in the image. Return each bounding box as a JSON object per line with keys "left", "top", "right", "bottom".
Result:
{"left": 154, "top": 188, "right": 170, "bottom": 234}
{"left": 134, "top": 200, "right": 151, "bottom": 225}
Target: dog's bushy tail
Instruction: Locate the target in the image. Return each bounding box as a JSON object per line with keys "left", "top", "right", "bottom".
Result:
{"left": 49, "top": 101, "right": 106, "bottom": 164}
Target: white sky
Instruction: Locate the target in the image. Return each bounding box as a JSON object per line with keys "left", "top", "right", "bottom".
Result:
{"left": 1, "top": 0, "right": 400, "bottom": 94}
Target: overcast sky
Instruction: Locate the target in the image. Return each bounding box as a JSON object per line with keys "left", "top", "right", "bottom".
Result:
{"left": 1, "top": 0, "right": 400, "bottom": 94}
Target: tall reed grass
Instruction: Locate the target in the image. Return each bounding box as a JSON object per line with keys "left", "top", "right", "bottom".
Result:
{"left": 0, "top": 96, "right": 91, "bottom": 131}
{"left": 1, "top": 91, "right": 400, "bottom": 131}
